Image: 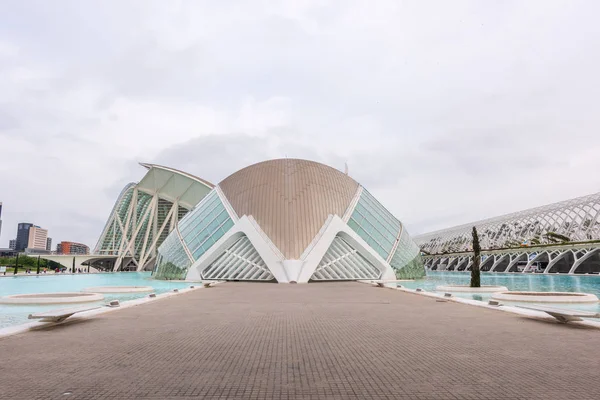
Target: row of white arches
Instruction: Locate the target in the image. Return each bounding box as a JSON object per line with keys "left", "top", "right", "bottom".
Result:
{"left": 424, "top": 245, "right": 600, "bottom": 275}
{"left": 415, "top": 192, "right": 600, "bottom": 254}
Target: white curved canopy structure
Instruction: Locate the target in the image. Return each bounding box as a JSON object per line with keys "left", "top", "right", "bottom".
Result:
{"left": 415, "top": 192, "right": 600, "bottom": 254}
{"left": 94, "top": 164, "right": 214, "bottom": 271}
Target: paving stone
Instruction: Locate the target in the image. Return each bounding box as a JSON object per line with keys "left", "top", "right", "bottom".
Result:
{"left": 0, "top": 282, "right": 598, "bottom": 399}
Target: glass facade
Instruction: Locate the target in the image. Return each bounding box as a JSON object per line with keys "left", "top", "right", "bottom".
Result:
{"left": 389, "top": 228, "right": 425, "bottom": 279}
{"left": 154, "top": 183, "right": 425, "bottom": 281}
{"left": 95, "top": 184, "right": 192, "bottom": 260}
{"left": 178, "top": 191, "right": 234, "bottom": 260}
{"left": 153, "top": 231, "right": 193, "bottom": 280}
{"left": 96, "top": 184, "right": 135, "bottom": 254}
{"left": 154, "top": 190, "right": 235, "bottom": 279}
{"left": 347, "top": 189, "right": 401, "bottom": 260}
{"left": 346, "top": 188, "right": 425, "bottom": 279}
{"left": 131, "top": 191, "right": 153, "bottom": 257}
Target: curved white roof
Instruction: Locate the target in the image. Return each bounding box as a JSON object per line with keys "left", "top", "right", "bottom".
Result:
{"left": 137, "top": 163, "right": 214, "bottom": 210}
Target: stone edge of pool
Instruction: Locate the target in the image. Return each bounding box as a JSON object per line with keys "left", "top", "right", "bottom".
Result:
{"left": 0, "top": 282, "right": 225, "bottom": 339}
{"left": 359, "top": 281, "right": 600, "bottom": 330}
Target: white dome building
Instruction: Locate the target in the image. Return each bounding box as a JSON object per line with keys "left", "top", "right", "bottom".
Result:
{"left": 153, "top": 159, "right": 424, "bottom": 283}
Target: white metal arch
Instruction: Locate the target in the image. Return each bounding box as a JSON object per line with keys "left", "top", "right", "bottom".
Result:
{"left": 456, "top": 257, "right": 469, "bottom": 271}
{"left": 541, "top": 250, "right": 568, "bottom": 273}
{"left": 415, "top": 192, "right": 600, "bottom": 254}
{"left": 446, "top": 257, "right": 459, "bottom": 271}
{"left": 505, "top": 253, "right": 528, "bottom": 273}
{"left": 480, "top": 256, "right": 495, "bottom": 271}
{"left": 489, "top": 254, "right": 511, "bottom": 272}
{"left": 544, "top": 250, "right": 574, "bottom": 274}
{"left": 569, "top": 248, "right": 600, "bottom": 274}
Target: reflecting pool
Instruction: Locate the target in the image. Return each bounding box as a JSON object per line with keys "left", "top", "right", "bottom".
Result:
{"left": 0, "top": 272, "right": 191, "bottom": 329}
{"left": 400, "top": 271, "right": 600, "bottom": 312}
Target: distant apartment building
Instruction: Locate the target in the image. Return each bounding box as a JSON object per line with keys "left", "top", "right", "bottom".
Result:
{"left": 27, "top": 226, "right": 48, "bottom": 250}
{"left": 46, "top": 237, "right": 52, "bottom": 251}
{"left": 9, "top": 239, "right": 16, "bottom": 250}
{"left": 57, "top": 241, "right": 90, "bottom": 255}
{"left": 15, "top": 223, "right": 34, "bottom": 251}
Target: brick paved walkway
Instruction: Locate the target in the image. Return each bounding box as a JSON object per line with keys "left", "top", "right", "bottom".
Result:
{"left": 0, "top": 282, "right": 598, "bottom": 399}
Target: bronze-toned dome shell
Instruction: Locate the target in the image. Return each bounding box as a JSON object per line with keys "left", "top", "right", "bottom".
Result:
{"left": 219, "top": 159, "right": 359, "bottom": 259}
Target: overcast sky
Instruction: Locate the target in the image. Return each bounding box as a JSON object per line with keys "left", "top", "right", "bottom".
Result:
{"left": 1, "top": 0, "right": 600, "bottom": 249}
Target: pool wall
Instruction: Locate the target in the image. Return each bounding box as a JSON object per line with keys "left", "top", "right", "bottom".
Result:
{"left": 0, "top": 283, "right": 226, "bottom": 339}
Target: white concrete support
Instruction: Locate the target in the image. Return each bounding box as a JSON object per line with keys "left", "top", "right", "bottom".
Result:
{"left": 112, "top": 188, "right": 138, "bottom": 271}
{"left": 446, "top": 257, "right": 459, "bottom": 271}
{"left": 298, "top": 215, "right": 396, "bottom": 283}
{"left": 480, "top": 255, "right": 495, "bottom": 271}
{"left": 543, "top": 250, "right": 573, "bottom": 274}
{"left": 455, "top": 257, "right": 469, "bottom": 271}
{"left": 465, "top": 258, "right": 473, "bottom": 271}
{"left": 95, "top": 164, "right": 214, "bottom": 273}
{"left": 185, "top": 216, "right": 288, "bottom": 283}
{"left": 438, "top": 257, "right": 449, "bottom": 271}
{"left": 541, "top": 250, "right": 565, "bottom": 273}
{"left": 185, "top": 215, "right": 397, "bottom": 284}
{"left": 569, "top": 248, "right": 600, "bottom": 274}
{"left": 137, "top": 200, "right": 178, "bottom": 270}
{"left": 489, "top": 253, "right": 511, "bottom": 272}
{"left": 505, "top": 253, "right": 528, "bottom": 273}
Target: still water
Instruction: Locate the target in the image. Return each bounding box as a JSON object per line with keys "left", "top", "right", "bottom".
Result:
{"left": 0, "top": 272, "right": 191, "bottom": 329}
{"left": 400, "top": 271, "right": 600, "bottom": 312}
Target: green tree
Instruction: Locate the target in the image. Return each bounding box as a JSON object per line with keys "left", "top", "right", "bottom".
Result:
{"left": 0, "top": 255, "right": 55, "bottom": 273}
{"left": 544, "top": 232, "right": 571, "bottom": 243}
{"left": 471, "top": 227, "right": 481, "bottom": 288}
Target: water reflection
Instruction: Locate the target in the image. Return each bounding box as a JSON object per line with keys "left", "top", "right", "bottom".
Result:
{"left": 425, "top": 272, "right": 600, "bottom": 294}
{"left": 399, "top": 271, "right": 600, "bottom": 312}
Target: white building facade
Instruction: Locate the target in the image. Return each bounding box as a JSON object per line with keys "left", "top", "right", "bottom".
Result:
{"left": 153, "top": 159, "right": 424, "bottom": 283}
{"left": 94, "top": 164, "right": 214, "bottom": 271}
{"left": 415, "top": 192, "right": 600, "bottom": 254}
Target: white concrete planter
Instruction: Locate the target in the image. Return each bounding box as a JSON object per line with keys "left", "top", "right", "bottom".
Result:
{"left": 81, "top": 286, "right": 154, "bottom": 294}
{"left": 435, "top": 285, "right": 508, "bottom": 293}
{"left": 491, "top": 291, "right": 599, "bottom": 304}
{"left": 0, "top": 292, "right": 104, "bottom": 305}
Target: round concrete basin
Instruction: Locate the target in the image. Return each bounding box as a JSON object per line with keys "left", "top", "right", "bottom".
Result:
{"left": 436, "top": 285, "right": 508, "bottom": 293}
{"left": 0, "top": 292, "right": 104, "bottom": 305}
{"left": 81, "top": 286, "right": 154, "bottom": 294}
{"left": 491, "top": 291, "right": 599, "bottom": 303}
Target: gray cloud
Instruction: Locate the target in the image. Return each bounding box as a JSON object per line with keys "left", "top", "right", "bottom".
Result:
{"left": 0, "top": 108, "right": 19, "bottom": 130}
{"left": 2, "top": 1, "right": 600, "bottom": 248}
{"left": 152, "top": 132, "right": 340, "bottom": 184}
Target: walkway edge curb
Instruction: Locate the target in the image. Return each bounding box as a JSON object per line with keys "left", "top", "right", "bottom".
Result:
{"left": 358, "top": 280, "right": 600, "bottom": 329}
{"left": 0, "top": 285, "right": 209, "bottom": 339}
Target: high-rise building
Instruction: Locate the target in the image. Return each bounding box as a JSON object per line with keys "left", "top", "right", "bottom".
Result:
{"left": 9, "top": 239, "right": 16, "bottom": 250}
{"left": 57, "top": 241, "right": 90, "bottom": 255}
{"left": 15, "top": 223, "right": 34, "bottom": 251}
{"left": 27, "top": 226, "right": 48, "bottom": 250}
{"left": 46, "top": 237, "right": 52, "bottom": 251}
